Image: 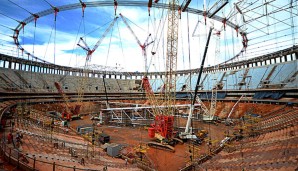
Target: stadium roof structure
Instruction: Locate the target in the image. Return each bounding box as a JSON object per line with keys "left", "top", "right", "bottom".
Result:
{"left": 0, "top": 0, "right": 297, "bottom": 72}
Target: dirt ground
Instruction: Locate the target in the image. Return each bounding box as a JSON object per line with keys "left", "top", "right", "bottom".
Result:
{"left": 11, "top": 100, "right": 292, "bottom": 171}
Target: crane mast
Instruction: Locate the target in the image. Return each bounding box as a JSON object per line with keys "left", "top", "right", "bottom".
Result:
{"left": 146, "top": 0, "right": 180, "bottom": 150}
{"left": 164, "top": 0, "right": 179, "bottom": 115}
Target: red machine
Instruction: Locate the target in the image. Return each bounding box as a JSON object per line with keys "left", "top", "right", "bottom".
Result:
{"left": 142, "top": 76, "right": 177, "bottom": 151}
{"left": 54, "top": 82, "right": 81, "bottom": 121}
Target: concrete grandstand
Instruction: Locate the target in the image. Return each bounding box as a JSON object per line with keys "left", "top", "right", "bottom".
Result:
{"left": 0, "top": 0, "right": 297, "bottom": 171}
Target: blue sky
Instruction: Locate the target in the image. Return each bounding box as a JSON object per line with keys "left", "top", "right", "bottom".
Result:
{"left": 0, "top": 0, "right": 297, "bottom": 72}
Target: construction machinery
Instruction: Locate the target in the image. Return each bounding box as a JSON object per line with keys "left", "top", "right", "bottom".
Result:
{"left": 54, "top": 82, "right": 81, "bottom": 121}
{"left": 117, "top": 12, "right": 178, "bottom": 151}
{"left": 77, "top": 16, "right": 118, "bottom": 103}
{"left": 179, "top": 27, "right": 214, "bottom": 140}
{"left": 119, "top": 13, "right": 154, "bottom": 73}
{"left": 144, "top": 0, "right": 181, "bottom": 152}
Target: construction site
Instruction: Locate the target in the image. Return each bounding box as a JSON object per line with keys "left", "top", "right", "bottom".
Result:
{"left": 0, "top": 0, "right": 297, "bottom": 171}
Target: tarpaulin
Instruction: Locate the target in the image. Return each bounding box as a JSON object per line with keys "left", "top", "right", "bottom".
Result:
{"left": 199, "top": 92, "right": 227, "bottom": 99}
{"left": 253, "top": 91, "right": 284, "bottom": 100}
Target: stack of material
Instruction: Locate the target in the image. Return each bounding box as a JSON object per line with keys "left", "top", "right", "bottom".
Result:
{"left": 107, "top": 143, "right": 121, "bottom": 157}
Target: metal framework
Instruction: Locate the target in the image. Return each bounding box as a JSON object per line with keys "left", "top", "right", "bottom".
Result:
{"left": 0, "top": 0, "right": 296, "bottom": 77}
{"left": 7, "top": 1, "right": 247, "bottom": 65}
{"left": 102, "top": 104, "right": 201, "bottom": 125}
{"left": 164, "top": 0, "right": 179, "bottom": 116}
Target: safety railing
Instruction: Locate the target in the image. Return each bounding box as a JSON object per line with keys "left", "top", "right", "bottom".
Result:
{"left": 0, "top": 140, "right": 104, "bottom": 171}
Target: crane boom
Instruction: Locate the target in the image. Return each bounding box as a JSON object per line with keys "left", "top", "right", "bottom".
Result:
{"left": 119, "top": 13, "right": 142, "bottom": 47}
{"left": 180, "top": 28, "right": 213, "bottom": 139}
{"left": 54, "top": 82, "right": 72, "bottom": 120}
{"left": 192, "top": 28, "right": 213, "bottom": 106}
{"left": 92, "top": 17, "right": 118, "bottom": 53}
{"left": 226, "top": 95, "right": 244, "bottom": 124}
{"left": 119, "top": 13, "right": 153, "bottom": 73}
{"left": 119, "top": 14, "right": 154, "bottom": 73}
{"left": 77, "top": 16, "right": 118, "bottom": 63}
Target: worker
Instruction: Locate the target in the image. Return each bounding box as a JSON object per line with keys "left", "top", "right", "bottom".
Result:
{"left": 125, "top": 158, "right": 128, "bottom": 166}
{"left": 7, "top": 132, "right": 13, "bottom": 144}
{"left": 81, "top": 157, "right": 85, "bottom": 165}
{"left": 65, "top": 127, "right": 69, "bottom": 133}
{"left": 16, "top": 132, "right": 22, "bottom": 146}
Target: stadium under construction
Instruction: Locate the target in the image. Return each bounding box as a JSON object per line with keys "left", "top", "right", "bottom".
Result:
{"left": 0, "top": 0, "right": 297, "bottom": 171}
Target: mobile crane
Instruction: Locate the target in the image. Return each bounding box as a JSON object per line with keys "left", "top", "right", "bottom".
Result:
{"left": 119, "top": 13, "right": 176, "bottom": 151}
{"left": 54, "top": 82, "right": 81, "bottom": 121}
{"left": 179, "top": 27, "right": 214, "bottom": 139}
{"left": 146, "top": 0, "right": 181, "bottom": 152}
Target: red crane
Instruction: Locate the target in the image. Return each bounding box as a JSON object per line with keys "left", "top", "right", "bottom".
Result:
{"left": 54, "top": 82, "right": 81, "bottom": 121}
{"left": 119, "top": 13, "right": 177, "bottom": 151}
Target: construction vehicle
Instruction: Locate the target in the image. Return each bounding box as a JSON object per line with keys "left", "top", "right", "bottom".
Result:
{"left": 179, "top": 27, "right": 214, "bottom": 141}
{"left": 54, "top": 82, "right": 81, "bottom": 121}
{"left": 119, "top": 13, "right": 178, "bottom": 151}
{"left": 197, "top": 129, "right": 208, "bottom": 139}
{"left": 145, "top": 0, "right": 183, "bottom": 152}
{"left": 144, "top": 77, "right": 179, "bottom": 152}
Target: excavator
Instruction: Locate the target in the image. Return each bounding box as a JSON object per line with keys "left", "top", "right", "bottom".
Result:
{"left": 54, "top": 82, "right": 81, "bottom": 121}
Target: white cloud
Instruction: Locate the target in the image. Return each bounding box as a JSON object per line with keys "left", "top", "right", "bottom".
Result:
{"left": 0, "top": 0, "right": 297, "bottom": 73}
